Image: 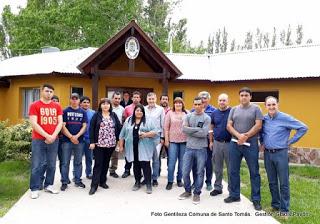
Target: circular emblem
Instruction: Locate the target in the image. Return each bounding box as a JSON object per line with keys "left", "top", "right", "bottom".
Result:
{"left": 125, "top": 36, "right": 140, "bottom": 59}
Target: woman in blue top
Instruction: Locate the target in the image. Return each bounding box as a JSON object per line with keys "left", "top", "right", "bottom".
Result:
{"left": 119, "top": 104, "right": 157, "bottom": 194}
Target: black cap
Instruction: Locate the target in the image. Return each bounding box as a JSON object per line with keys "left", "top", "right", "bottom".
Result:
{"left": 70, "top": 93, "right": 80, "bottom": 99}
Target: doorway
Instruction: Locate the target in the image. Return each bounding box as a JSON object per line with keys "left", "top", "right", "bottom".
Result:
{"left": 106, "top": 87, "right": 154, "bottom": 105}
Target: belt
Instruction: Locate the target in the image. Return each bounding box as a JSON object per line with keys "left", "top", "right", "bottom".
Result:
{"left": 215, "top": 139, "right": 231, "bottom": 143}
{"left": 265, "top": 148, "right": 287, "bottom": 153}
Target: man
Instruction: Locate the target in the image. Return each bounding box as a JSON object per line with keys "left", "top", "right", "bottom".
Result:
{"left": 61, "top": 93, "right": 87, "bottom": 191}
{"left": 144, "top": 92, "right": 165, "bottom": 187}
{"left": 260, "top": 96, "right": 308, "bottom": 215}
{"left": 109, "top": 92, "right": 125, "bottom": 178}
{"left": 192, "top": 91, "right": 216, "bottom": 191}
{"left": 29, "top": 84, "right": 63, "bottom": 199}
{"left": 122, "top": 91, "right": 142, "bottom": 178}
{"left": 160, "top": 95, "right": 171, "bottom": 114}
{"left": 120, "top": 91, "right": 133, "bottom": 108}
{"left": 80, "top": 96, "right": 95, "bottom": 179}
{"left": 209, "top": 93, "right": 231, "bottom": 197}
{"left": 178, "top": 96, "right": 211, "bottom": 204}
{"left": 224, "top": 87, "right": 263, "bottom": 211}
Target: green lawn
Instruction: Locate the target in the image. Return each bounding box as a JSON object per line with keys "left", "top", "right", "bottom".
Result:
{"left": 0, "top": 160, "right": 30, "bottom": 217}
{"left": 232, "top": 162, "right": 320, "bottom": 224}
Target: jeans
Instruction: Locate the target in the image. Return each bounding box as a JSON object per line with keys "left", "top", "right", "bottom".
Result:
{"left": 83, "top": 139, "right": 93, "bottom": 177}
{"left": 192, "top": 146, "right": 213, "bottom": 186}
{"left": 167, "top": 142, "right": 186, "bottom": 183}
{"left": 30, "top": 139, "right": 58, "bottom": 191}
{"left": 264, "top": 148, "right": 290, "bottom": 212}
{"left": 182, "top": 147, "right": 207, "bottom": 195}
{"left": 229, "top": 140, "right": 261, "bottom": 201}
{"left": 152, "top": 138, "right": 160, "bottom": 181}
{"left": 61, "top": 142, "right": 84, "bottom": 184}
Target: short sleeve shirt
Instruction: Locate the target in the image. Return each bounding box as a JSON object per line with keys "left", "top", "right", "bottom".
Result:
{"left": 29, "top": 100, "right": 63, "bottom": 140}
{"left": 62, "top": 107, "right": 87, "bottom": 142}
{"left": 228, "top": 103, "right": 263, "bottom": 140}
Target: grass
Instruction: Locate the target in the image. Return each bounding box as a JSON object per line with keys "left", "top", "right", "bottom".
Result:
{"left": 0, "top": 160, "right": 30, "bottom": 217}
{"left": 230, "top": 162, "right": 320, "bottom": 224}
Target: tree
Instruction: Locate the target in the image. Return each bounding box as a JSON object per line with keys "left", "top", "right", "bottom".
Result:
{"left": 244, "top": 32, "right": 253, "bottom": 50}
{"left": 206, "top": 34, "right": 214, "bottom": 54}
{"left": 221, "top": 27, "right": 228, "bottom": 53}
{"left": 263, "top": 33, "right": 270, "bottom": 48}
{"left": 271, "top": 27, "right": 276, "bottom": 47}
{"left": 214, "top": 29, "right": 221, "bottom": 53}
{"left": 296, "top": 24, "right": 303, "bottom": 45}
{"left": 280, "top": 29, "right": 286, "bottom": 46}
{"left": 285, "top": 24, "right": 293, "bottom": 46}
{"left": 230, "top": 39, "right": 235, "bottom": 52}
{"left": 255, "top": 28, "right": 262, "bottom": 49}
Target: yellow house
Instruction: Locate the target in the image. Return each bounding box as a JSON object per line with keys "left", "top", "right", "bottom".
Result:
{"left": 0, "top": 21, "right": 319, "bottom": 164}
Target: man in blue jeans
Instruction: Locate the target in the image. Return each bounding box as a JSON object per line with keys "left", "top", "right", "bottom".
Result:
{"left": 80, "top": 96, "right": 95, "bottom": 179}
{"left": 260, "top": 96, "right": 308, "bottom": 216}
{"left": 224, "top": 87, "right": 263, "bottom": 211}
{"left": 178, "top": 97, "right": 211, "bottom": 204}
{"left": 61, "top": 93, "right": 87, "bottom": 191}
{"left": 29, "top": 84, "right": 63, "bottom": 199}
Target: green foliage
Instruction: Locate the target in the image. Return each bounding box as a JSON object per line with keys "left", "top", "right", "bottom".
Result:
{"left": 0, "top": 120, "right": 32, "bottom": 162}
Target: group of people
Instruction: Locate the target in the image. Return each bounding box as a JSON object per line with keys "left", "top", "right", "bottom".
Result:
{"left": 29, "top": 84, "right": 308, "bottom": 215}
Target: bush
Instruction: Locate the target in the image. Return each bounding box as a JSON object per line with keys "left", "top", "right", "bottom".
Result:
{"left": 0, "top": 120, "right": 32, "bottom": 162}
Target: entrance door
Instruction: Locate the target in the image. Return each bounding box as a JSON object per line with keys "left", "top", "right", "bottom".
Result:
{"left": 106, "top": 87, "right": 153, "bottom": 105}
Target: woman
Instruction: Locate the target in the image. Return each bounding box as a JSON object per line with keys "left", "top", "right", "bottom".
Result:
{"left": 119, "top": 104, "right": 157, "bottom": 194}
{"left": 164, "top": 97, "right": 188, "bottom": 190}
{"left": 88, "top": 98, "right": 121, "bottom": 195}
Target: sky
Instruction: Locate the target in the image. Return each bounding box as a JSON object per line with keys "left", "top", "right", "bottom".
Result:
{"left": 1, "top": 0, "right": 320, "bottom": 46}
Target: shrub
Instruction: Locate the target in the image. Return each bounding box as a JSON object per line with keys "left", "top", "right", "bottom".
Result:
{"left": 0, "top": 120, "right": 32, "bottom": 162}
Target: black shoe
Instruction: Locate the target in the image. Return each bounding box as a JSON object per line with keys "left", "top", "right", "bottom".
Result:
{"left": 141, "top": 179, "right": 146, "bottom": 185}
{"left": 210, "top": 189, "right": 223, "bottom": 196}
{"left": 39, "top": 185, "right": 44, "bottom": 190}
{"left": 224, "top": 196, "right": 241, "bottom": 203}
{"left": 89, "top": 187, "right": 97, "bottom": 195}
{"left": 132, "top": 182, "right": 141, "bottom": 191}
{"left": 122, "top": 171, "right": 130, "bottom": 178}
{"left": 253, "top": 201, "right": 262, "bottom": 211}
{"left": 99, "top": 183, "right": 109, "bottom": 189}
{"left": 272, "top": 207, "right": 280, "bottom": 212}
{"left": 166, "top": 182, "right": 173, "bottom": 190}
{"left": 152, "top": 180, "right": 158, "bottom": 187}
{"left": 86, "top": 175, "right": 93, "bottom": 180}
{"left": 146, "top": 184, "right": 152, "bottom": 194}
{"left": 60, "top": 184, "right": 68, "bottom": 191}
{"left": 67, "top": 180, "right": 71, "bottom": 184}
{"left": 110, "top": 172, "right": 119, "bottom": 178}
{"left": 177, "top": 180, "right": 183, "bottom": 187}
{"left": 75, "top": 182, "right": 86, "bottom": 188}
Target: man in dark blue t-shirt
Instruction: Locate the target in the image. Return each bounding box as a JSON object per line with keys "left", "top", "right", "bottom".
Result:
{"left": 61, "top": 93, "right": 87, "bottom": 191}
{"left": 209, "top": 93, "right": 232, "bottom": 197}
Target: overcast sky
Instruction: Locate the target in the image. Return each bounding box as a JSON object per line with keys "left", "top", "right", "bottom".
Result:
{"left": 1, "top": 0, "right": 320, "bottom": 46}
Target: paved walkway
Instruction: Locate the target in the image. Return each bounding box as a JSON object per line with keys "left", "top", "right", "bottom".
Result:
{"left": 1, "top": 159, "right": 278, "bottom": 224}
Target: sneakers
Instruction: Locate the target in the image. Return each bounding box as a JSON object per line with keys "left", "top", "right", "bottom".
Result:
{"left": 146, "top": 184, "right": 152, "bottom": 194}
{"left": 152, "top": 180, "right": 158, "bottom": 187}
{"left": 60, "top": 184, "right": 68, "bottom": 191}
{"left": 210, "top": 189, "right": 222, "bottom": 196}
{"left": 178, "top": 191, "right": 192, "bottom": 200}
{"left": 166, "top": 182, "right": 173, "bottom": 190}
{"left": 110, "top": 172, "right": 119, "bottom": 178}
{"left": 253, "top": 201, "right": 262, "bottom": 211}
{"left": 44, "top": 185, "right": 59, "bottom": 194}
{"left": 121, "top": 171, "right": 130, "bottom": 178}
{"left": 177, "top": 180, "right": 183, "bottom": 187}
{"left": 132, "top": 182, "right": 141, "bottom": 191}
{"left": 206, "top": 183, "right": 213, "bottom": 191}
{"left": 192, "top": 194, "right": 200, "bottom": 204}
{"left": 30, "top": 190, "right": 39, "bottom": 199}
{"left": 75, "top": 182, "right": 86, "bottom": 188}
{"left": 224, "top": 196, "right": 241, "bottom": 203}
{"left": 99, "top": 183, "right": 109, "bottom": 189}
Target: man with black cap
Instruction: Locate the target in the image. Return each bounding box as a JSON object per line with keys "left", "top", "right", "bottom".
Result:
{"left": 60, "top": 93, "right": 87, "bottom": 191}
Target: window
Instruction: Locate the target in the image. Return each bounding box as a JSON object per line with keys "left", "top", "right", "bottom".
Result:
{"left": 22, "top": 88, "right": 40, "bottom": 118}
{"left": 173, "top": 91, "right": 184, "bottom": 100}
{"left": 71, "top": 86, "right": 83, "bottom": 97}
{"left": 251, "top": 91, "right": 279, "bottom": 103}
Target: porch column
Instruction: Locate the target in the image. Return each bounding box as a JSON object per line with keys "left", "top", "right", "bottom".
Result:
{"left": 91, "top": 73, "right": 99, "bottom": 110}
{"left": 162, "top": 70, "right": 169, "bottom": 95}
